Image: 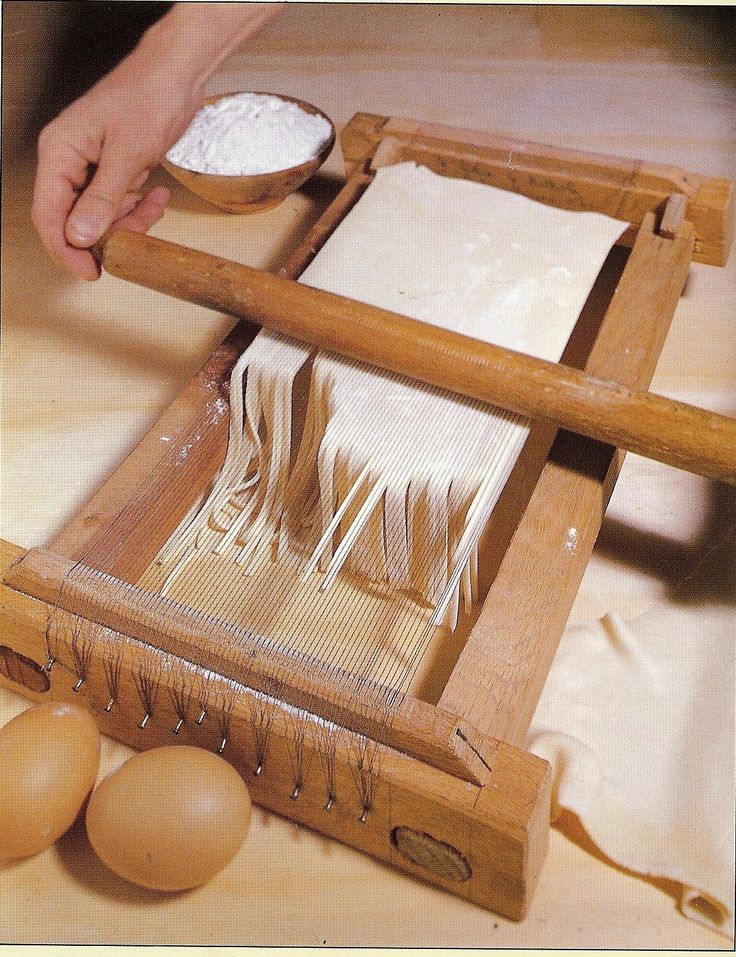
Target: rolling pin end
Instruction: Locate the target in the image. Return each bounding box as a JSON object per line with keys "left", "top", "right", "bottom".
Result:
{"left": 90, "top": 231, "right": 111, "bottom": 267}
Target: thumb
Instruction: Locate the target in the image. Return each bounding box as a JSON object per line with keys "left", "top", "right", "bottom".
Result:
{"left": 66, "top": 147, "right": 149, "bottom": 248}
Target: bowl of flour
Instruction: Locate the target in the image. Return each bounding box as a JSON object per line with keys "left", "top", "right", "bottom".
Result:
{"left": 162, "top": 92, "right": 335, "bottom": 213}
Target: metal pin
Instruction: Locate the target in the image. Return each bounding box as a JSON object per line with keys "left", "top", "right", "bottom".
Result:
{"left": 105, "top": 697, "right": 114, "bottom": 713}
{"left": 173, "top": 718, "right": 184, "bottom": 734}
{"left": 290, "top": 783, "right": 301, "bottom": 800}
{"left": 139, "top": 713, "right": 151, "bottom": 730}
{"left": 218, "top": 736, "right": 227, "bottom": 754}
{"left": 44, "top": 657, "right": 55, "bottom": 673}
{"left": 324, "top": 796, "right": 335, "bottom": 812}
{"left": 359, "top": 809, "right": 369, "bottom": 823}
{"left": 254, "top": 762, "right": 263, "bottom": 776}
{"left": 73, "top": 677, "right": 85, "bottom": 692}
{"left": 196, "top": 709, "right": 207, "bottom": 725}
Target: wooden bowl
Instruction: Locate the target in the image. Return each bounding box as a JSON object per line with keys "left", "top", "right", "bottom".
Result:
{"left": 161, "top": 92, "right": 336, "bottom": 214}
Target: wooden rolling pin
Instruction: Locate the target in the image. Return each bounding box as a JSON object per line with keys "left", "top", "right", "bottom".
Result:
{"left": 95, "top": 229, "right": 736, "bottom": 485}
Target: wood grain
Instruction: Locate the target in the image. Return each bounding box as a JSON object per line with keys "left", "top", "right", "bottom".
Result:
{"left": 5, "top": 546, "right": 492, "bottom": 785}
{"left": 0, "top": 538, "right": 551, "bottom": 921}
{"left": 49, "top": 328, "right": 251, "bottom": 573}
{"left": 439, "top": 213, "right": 696, "bottom": 745}
{"left": 93, "top": 226, "right": 736, "bottom": 485}
{"left": 342, "top": 112, "right": 733, "bottom": 266}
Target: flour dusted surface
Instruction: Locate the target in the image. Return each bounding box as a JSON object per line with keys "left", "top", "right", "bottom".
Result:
{"left": 157, "top": 162, "right": 627, "bottom": 631}
{"left": 166, "top": 93, "right": 332, "bottom": 175}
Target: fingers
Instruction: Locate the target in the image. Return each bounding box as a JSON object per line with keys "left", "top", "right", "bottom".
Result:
{"left": 118, "top": 192, "right": 141, "bottom": 219}
{"left": 65, "top": 140, "right": 153, "bottom": 249}
{"left": 86, "top": 187, "right": 170, "bottom": 276}
{"left": 130, "top": 169, "right": 150, "bottom": 192}
{"left": 32, "top": 138, "right": 102, "bottom": 281}
{"left": 33, "top": 168, "right": 168, "bottom": 282}
{"left": 32, "top": 106, "right": 167, "bottom": 280}
{"left": 110, "top": 186, "right": 169, "bottom": 235}
{"left": 33, "top": 122, "right": 167, "bottom": 281}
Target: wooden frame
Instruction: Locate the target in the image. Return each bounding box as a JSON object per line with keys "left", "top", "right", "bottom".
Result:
{"left": 0, "top": 114, "right": 731, "bottom": 920}
{"left": 342, "top": 113, "right": 732, "bottom": 266}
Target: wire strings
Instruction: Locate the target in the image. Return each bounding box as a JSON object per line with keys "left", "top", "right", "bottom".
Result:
{"left": 45, "top": 162, "right": 627, "bottom": 814}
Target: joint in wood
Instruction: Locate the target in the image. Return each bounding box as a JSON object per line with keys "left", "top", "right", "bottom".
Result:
{"left": 455, "top": 727, "right": 495, "bottom": 774}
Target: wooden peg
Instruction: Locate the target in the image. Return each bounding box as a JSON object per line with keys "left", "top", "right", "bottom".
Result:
{"left": 659, "top": 193, "right": 688, "bottom": 239}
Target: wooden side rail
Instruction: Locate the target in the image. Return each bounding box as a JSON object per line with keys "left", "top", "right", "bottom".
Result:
{"left": 440, "top": 205, "right": 697, "bottom": 745}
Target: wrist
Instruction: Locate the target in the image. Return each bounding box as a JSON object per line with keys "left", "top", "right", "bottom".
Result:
{"left": 138, "top": 3, "right": 282, "bottom": 88}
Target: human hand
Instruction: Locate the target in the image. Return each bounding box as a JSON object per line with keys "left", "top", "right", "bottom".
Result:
{"left": 31, "top": 50, "right": 201, "bottom": 280}
{"left": 32, "top": 2, "right": 282, "bottom": 281}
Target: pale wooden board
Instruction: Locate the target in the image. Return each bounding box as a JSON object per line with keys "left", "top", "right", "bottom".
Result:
{"left": 1, "top": 3, "right": 734, "bottom": 948}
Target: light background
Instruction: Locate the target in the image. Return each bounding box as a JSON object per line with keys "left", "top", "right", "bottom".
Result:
{"left": 1, "top": 1, "right": 734, "bottom": 949}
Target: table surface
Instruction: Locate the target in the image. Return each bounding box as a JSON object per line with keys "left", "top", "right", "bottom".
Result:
{"left": 1, "top": 4, "right": 734, "bottom": 948}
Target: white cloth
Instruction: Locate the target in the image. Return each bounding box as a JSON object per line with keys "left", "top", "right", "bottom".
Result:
{"left": 529, "top": 536, "right": 735, "bottom": 937}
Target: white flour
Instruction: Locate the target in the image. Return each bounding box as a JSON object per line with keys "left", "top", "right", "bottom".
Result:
{"left": 166, "top": 92, "right": 332, "bottom": 175}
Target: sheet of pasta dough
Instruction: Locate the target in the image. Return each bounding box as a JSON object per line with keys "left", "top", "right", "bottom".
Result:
{"left": 158, "top": 162, "right": 627, "bottom": 635}
{"left": 293, "top": 162, "right": 627, "bottom": 619}
{"left": 150, "top": 164, "right": 730, "bottom": 935}
{"left": 300, "top": 161, "right": 625, "bottom": 360}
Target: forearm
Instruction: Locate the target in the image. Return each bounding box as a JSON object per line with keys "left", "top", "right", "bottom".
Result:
{"left": 135, "top": 2, "right": 283, "bottom": 90}
{"left": 32, "top": 1, "right": 283, "bottom": 279}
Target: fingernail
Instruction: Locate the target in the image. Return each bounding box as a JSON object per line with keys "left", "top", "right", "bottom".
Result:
{"left": 69, "top": 217, "right": 103, "bottom": 245}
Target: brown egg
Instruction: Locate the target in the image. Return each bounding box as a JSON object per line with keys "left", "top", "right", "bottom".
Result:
{"left": 0, "top": 701, "right": 100, "bottom": 859}
{"left": 86, "top": 745, "right": 252, "bottom": 891}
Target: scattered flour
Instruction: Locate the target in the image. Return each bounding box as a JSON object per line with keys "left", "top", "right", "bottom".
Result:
{"left": 166, "top": 92, "right": 332, "bottom": 175}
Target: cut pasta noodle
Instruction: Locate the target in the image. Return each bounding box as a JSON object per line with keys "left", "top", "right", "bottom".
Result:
{"left": 158, "top": 162, "right": 626, "bottom": 627}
